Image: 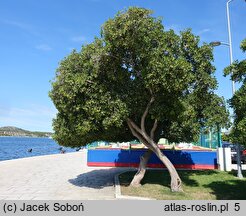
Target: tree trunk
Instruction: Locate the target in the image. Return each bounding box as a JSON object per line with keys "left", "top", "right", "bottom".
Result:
{"left": 127, "top": 118, "right": 183, "bottom": 192}
{"left": 132, "top": 140, "right": 182, "bottom": 192}
{"left": 126, "top": 94, "right": 182, "bottom": 192}
{"left": 130, "top": 150, "right": 152, "bottom": 187}
{"left": 151, "top": 144, "right": 182, "bottom": 192}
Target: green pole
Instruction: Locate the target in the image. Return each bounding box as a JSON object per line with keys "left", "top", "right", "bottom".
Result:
{"left": 217, "top": 125, "right": 221, "bottom": 148}
{"left": 209, "top": 128, "right": 212, "bottom": 149}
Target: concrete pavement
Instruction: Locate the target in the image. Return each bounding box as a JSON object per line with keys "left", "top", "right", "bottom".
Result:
{"left": 0, "top": 150, "right": 129, "bottom": 200}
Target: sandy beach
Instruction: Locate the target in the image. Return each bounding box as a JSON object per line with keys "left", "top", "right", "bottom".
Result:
{"left": 0, "top": 150, "right": 128, "bottom": 200}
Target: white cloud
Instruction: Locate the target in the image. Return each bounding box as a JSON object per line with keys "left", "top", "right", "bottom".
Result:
{"left": 0, "top": 104, "right": 57, "bottom": 132}
{"left": 2, "top": 19, "right": 32, "bottom": 31}
{"left": 0, "top": 104, "right": 10, "bottom": 116}
{"left": 197, "top": 28, "right": 211, "bottom": 35}
{"left": 2, "top": 19, "right": 40, "bottom": 36}
{"left": 71, "top": 36, "right": 87, "bottom": 43}
{"left": 165, "top": 24, "right": 182, "bottom": 33}
{"left": 35, "top": 44, "right": 52, "bottom": 51}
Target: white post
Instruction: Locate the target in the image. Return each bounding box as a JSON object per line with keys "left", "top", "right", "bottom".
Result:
{"left": 224, "top": 147, "right": 232, "bottom": 171}
{"left": 217, "top": 147, "right": 232, "bottom": 171}
{"left": 217, "top": 147, "right": 225, "bottom": 171}
{"left": 226, "top": 0, "right": 235, "bottom": 95}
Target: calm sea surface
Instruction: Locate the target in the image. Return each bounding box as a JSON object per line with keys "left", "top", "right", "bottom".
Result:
{"left": 0, "top": 137, "right": 77, "bottom": 161}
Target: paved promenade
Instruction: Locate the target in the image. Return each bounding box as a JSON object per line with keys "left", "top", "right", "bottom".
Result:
{"left": 0, "top": 150, "right": 128, "bottom": 200}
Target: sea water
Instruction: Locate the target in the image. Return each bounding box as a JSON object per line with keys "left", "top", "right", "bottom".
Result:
{"left": 0, "top": 137, "right": 77, "bottom": 161}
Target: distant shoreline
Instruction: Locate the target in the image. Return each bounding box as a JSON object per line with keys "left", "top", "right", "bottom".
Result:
{"left": 0, "top": 135, "right": 52, "bottom": 138}
{"left": 0, "top": 126, "right": 53, "bottom": 138}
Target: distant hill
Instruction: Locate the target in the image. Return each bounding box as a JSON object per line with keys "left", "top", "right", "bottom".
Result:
{"left": 0, "top": 126, "right": 53, "bottom": 138}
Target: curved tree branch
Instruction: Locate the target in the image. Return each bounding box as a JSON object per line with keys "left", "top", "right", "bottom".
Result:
{"left": 127, "top": 118, "right": 182, "bottom": 192}
{"left": 128, "top": 118, "right": 155, "bottom": 147}
{"left": 127, "top": 119, "right": 154, "bottom": 151}
{"left": 150, "top": 119, "right": 158, "bottom": 139}
{"left": 141, "top": 96, "right": 155, "bottom": 133}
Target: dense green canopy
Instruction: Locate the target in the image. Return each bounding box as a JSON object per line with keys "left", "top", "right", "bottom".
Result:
{"left": 50, "top": 7, "right": 229, "bottom": 148}
{"left": 225, "top": 39, "right": 246, "bottom": 145}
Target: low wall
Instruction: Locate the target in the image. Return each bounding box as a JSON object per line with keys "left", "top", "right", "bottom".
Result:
{"left": 87, "top": 149, "right": 218, "bottom": 169}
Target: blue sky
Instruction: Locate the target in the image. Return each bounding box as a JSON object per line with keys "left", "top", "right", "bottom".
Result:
{"left": 0, "top": 0, "right": 245, "bottom": 132}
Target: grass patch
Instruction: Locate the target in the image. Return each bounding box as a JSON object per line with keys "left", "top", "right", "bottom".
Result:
{"left": 119, "top": 170, "right": 246, "bottom": 200}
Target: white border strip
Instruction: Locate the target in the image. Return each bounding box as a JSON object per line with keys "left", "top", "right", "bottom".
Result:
{"left": 114, "top": 170, "right": 155, "bottom": 200}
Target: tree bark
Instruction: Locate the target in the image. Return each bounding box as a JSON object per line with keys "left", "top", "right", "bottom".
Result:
{"left": 130, "top": 119, "right": 158, "bottom": 186}
{"left": 150, "top": 143, "right": 182, "bottom": 192}
{"left": 130, "top": 149, "right": 152, "bottom": 187}
{"left": 127, "top": 118, "right": 183, "bottom": 192}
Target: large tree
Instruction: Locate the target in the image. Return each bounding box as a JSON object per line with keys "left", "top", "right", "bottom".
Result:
{"left": 50, "top": 7, "right": 229, "bottom": 192}
{"left": 224, "top": 39, "right": 246, "bottom": 146}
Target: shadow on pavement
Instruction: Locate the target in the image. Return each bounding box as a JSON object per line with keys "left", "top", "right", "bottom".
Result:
{"left": 68, "top": 168, "right": 128, "bottom": 189}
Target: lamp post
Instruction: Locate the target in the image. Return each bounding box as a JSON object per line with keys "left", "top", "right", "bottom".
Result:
{"left": 210, "top": 0, "right": 244, "bottom": 178}
{"left": 226, "top": 0, "right": 236, "bottom": 95}
{"left": 226, "top": 0, "right": 244, "bottom": 179}
{"left": 209, "top": 40, "right": 234, "bottom": 95}
{"left": 210, "top": 0, "right": 236, "bottom": 95}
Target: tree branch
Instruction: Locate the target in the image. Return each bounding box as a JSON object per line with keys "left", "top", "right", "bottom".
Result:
{"left": 128, "top": 118, "right": 144, "bottom": 136}
{"left": 141, "top": 96, "right": 155, "bottom": 133}
{"left": 150, "top": 119, "right": 158, "bottom": 139}
{"left": 127, "top": 119, "right": 140, "bottom": 140}
{"left": 86, "top": 80, "right": 95, "bottom": 84}
{"left": 131, "top": 119, "right": 159, "bottom": 150}
{"left": 127, "top": 118, "right": 158, "bottom": 152}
